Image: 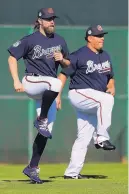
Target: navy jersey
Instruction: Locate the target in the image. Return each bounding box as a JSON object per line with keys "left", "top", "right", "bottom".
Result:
{"left": 8, "top": 31, "right": 69, "bottom": 77}
{"left": 61, "top": 46, "right": 114, "bottom": 92}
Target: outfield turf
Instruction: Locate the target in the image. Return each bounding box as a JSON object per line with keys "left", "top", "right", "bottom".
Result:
{"left": 0, "top": 163, "right": 127, "bottom": 194}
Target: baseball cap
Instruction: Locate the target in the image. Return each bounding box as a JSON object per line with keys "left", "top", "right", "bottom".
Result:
{"left": 38, "top": 8, "right": 58, "bottom": 19}
{"left": 85, "top": 25, "right": 108, "bottom": 39}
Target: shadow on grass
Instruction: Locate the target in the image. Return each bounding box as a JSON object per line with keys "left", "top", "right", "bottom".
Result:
{"left": 1, "top": 180, "right": 53, "bottom": 184}
{"left": 49, "top": 174, "right": 108, "bottom": 179}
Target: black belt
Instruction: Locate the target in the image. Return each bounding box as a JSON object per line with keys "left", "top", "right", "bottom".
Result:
{"left": 26, "top": 73, "right": 40, "bottom": 76}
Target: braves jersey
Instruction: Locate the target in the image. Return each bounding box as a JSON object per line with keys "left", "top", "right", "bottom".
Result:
{"left": 8, "top": 31, "right": 69, "bottom": 77}
{"left": 61, "top": 46, "right": 114, "bottom": 92}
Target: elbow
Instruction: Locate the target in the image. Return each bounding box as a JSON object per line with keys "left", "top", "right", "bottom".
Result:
{"left": 64, "top": 61, "right": 70, "bottom": 67}
{"left": 64, "top": 60, "right": 70, "bottom": 66}
{"left": 58, "top": 73, "right": 67, "bottom": 82}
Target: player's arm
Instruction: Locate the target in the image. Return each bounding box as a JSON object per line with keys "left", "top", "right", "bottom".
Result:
{"left": 54, "top": 39, "right": 70, "bottom": 67}
{"left": 53, "top": 52, "right": 70, "bottom": 67}
{"left": 106, "top": 78, "right": 115, "bottom": 96}
{"left": 56, "top": 73, "right": 68, "bottom": 110}
{"left": 8, "top": 56, "right": 24, "bottom": 92}
{"left": 8, "top": 37, "right": 28, "bottom": 92}
{"left": 56, "top": 65, "right": 74, "bottom": 110}
{"left": 56, "top": 56, "right": 78, "bottom": 109}
{"left": 105, "top": 54, "right": 115, "bottom": 96}
{"left": 60, "top": 58, "right": 70, "bottom": 67}
{"left": 106, "top": 61, "right": 115, "bottom": 96}
{"left": 58, "top": 73, "right": 68, "bottom": 95}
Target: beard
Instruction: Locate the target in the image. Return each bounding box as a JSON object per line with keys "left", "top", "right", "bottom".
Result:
{"left": 44, "top": 25, "right": 55, "bottom": 35}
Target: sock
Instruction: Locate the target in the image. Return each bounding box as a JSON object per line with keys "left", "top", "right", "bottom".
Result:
{"left": 29, "top": 133, "right": 47, "bottom": 168}
{"left": 39, "top": 90, "right": 58, "bottom": 119}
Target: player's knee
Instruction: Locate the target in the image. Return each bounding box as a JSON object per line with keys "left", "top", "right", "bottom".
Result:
{"left": 51, "top": 79, "right": 62, "bottom": 93}
{"left": 56, "top": 79, "right": 62, "bottom": 92}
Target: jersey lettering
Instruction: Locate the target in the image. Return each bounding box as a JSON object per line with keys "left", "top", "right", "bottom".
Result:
{"left": 86, "top": 60, "right": 111, "bottom": 74}
{"left": 32, "top": 45, "right": 62, "bottom": 59}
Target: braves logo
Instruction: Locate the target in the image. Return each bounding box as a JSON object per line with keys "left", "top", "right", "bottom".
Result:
{"left": 86, "top": 60, "right": 111, "bottom": 74}
{"left": 32, "top": 45, "right": 62, "bottom": 59}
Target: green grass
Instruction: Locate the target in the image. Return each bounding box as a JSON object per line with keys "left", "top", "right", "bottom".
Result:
{"left": 0, "top": 163, "right": 127, "bottom": 194}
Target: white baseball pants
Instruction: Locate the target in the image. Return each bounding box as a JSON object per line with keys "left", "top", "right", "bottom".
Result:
{"left": 64, "top": 88, "right": 114, "bottom": 176}
{"left": 22, "top": 75, "right": 60, "bottom": 132}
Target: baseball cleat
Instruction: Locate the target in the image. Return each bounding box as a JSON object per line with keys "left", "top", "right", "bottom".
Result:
{"left": 23, "top": 166, "right": 43, "bottom": 184}
{"left": 34, "top": 118, "right": 52, "bottom": 139}
{"left": 64, "top": 174, "right": 87, "bottom": 179}
{"left": 95, "top": 140, "right": 116, "bottom": 150}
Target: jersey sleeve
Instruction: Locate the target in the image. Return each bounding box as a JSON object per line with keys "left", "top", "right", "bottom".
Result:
{"left": 7, "top": 37, "right": 29, "bottom": 60}
{"left": 61, "top": 51, "right": 78, "bottom": 77}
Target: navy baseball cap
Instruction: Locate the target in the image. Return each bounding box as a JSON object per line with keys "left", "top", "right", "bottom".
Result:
{"left": 85, "top": 25, "right": 108, "bottom": 39}
{"left": 38, "top": 8, "right": 58, "bottom": 19}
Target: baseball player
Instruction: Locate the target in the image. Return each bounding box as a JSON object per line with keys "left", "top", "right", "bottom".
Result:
{"left": 58, "top": 25, "right": 116, "bottom": 179}
{"left": 8, "top": 8, "right": 69, "bottom": 183}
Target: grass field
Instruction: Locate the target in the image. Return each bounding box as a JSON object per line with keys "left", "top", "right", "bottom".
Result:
{"left": 0, "top": 163, "right": 127, "bottom": 194}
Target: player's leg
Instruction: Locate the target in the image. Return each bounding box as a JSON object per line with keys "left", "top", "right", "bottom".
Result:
{"left": 96, "top": 93, "right": 114, "bottom": 142}
{"left": 23, "top": 99, "right": 57, "bottom": 183}
{"left": 30, "top": 99, "right": 56, "bottom": 166}
{"left": 68, "top": 89, "right": 115, "bottom": 150}
{"left": 64, "top": 111, "right": 96, "bottom": 179}
{"left": 36, "top": 99, "right": 57, "bottom": 136}
{"left": 22, "top": 75, "right": 61, "bottom": 138}
{"left": 85, "top": 90, "right": 115, "bottom": 149}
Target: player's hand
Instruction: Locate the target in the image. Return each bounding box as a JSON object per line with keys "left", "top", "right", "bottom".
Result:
{"left": 106, "top": 87, "right": 115, "bottom": 96}
{"left": 14, "top": 80, "right": 25, "bottom": 92}
{"left": 56, "top": 95, "right": 62, "bottom": 110}
{"left": 53, "top": 51, "right": 63, "bottom": 62}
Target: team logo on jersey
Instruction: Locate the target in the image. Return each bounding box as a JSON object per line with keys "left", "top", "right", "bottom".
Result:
{"left": 13, "top": 40, "right": 21, "bottom": 47}
{"left": 32, "top": 45, "right": 62, "bottom": 59}
{"left": 86, "top": 60, "right": 111, "bottom": 74}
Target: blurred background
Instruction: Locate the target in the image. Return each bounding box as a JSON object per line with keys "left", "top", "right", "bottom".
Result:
{"left": 0, "top": 0, "right": 127, "bottom": 164}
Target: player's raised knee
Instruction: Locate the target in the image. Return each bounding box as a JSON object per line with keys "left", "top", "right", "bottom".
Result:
{"left": 56, "top": 79, "right": 62, "bottom": 92}
{"left": 51, "top": 79, "right": 62, "bottom": 93}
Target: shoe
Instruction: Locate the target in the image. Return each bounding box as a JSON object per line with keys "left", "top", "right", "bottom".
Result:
{"left": 23, "top": 166, "right": 43, "bottom": 184}
{"left": 95, "top": 140, "right": 116, "bottom": 150}
{"left": 34, "top": 118, "right": 52, "bottom": 139}
{"left": 64, "top": 174, "right": 87, "bottom": 179}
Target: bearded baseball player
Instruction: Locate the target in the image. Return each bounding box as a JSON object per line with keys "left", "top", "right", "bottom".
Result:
{"left": 8, "top": 8, "right": 69, "bottom": 183}
{"left": 58, "top": 25, "right": 116, "bottom": 179}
